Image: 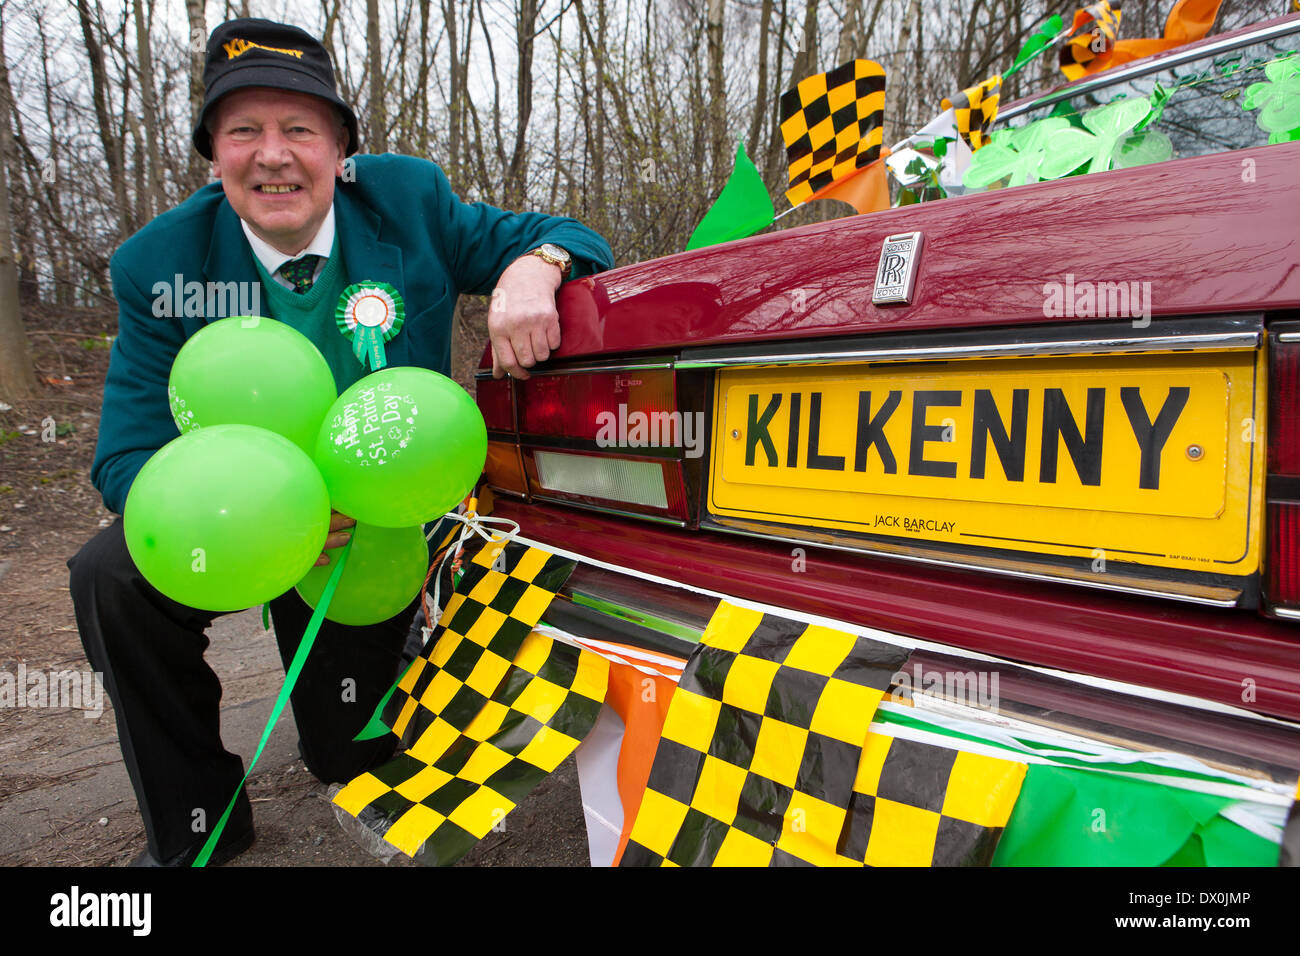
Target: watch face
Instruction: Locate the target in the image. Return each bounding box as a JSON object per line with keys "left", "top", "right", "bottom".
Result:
{"left": 540, "top": 243, "right": 570, "bottom": 263}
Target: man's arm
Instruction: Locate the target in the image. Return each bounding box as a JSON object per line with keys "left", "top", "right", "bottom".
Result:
{"left": 90, "top": 255, "right": 187, "bottom": 514}
{"left": 425, "top": 162, "right": 614, "bottom": 379}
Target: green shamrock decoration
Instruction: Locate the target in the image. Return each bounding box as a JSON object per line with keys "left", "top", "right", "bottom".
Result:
{"left": 1134, "top": 82, "right": 1170, "bottom": 132}
{"left": 962, "top": 116, "right": 1070, "bottom": 188}
{"left": 1241, "top": 57, "right": 1300, "bottom": 145}
{"left": 1038, "top": 97, "right": 1154, "bottom": 179}
{"left": 1112, "top": 129, "right": 1174, "bottom": 169}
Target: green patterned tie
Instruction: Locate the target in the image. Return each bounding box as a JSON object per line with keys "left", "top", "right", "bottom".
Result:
{"left": 279, "top": 254, "right": 322, "bottom": 294}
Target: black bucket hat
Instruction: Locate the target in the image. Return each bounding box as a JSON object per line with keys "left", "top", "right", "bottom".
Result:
{"left": 192, "top": 18, "right": 359, "bottom": 160}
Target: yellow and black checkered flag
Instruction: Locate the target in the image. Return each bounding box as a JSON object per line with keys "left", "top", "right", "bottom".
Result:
{"left": 841, "top": 731, "right": 1026, "bottom": 866}
{"left": 333, "top": 537, "right": 610, "bottom": 865}
{"left": 382, "top": 538, "right": 575, "bottom": 741}
{"left": 1060, "top": 0, "right": 1123, "bottom": 81}
{"left": 941, "top": 75, "right": 1002, "bottom": 151}
{"left": 780, "top": 58, "right": 886, "bottom": 208}
{"left": 335, "top": 630, "right": 608, "bottom": 864}
{"left": 621, "top": 602, "right": 909, "bottom": 866}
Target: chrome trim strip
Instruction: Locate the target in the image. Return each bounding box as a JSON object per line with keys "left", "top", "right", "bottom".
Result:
{"left": 530, "top": 494, "right": 687, "bottom": 527}
{"left": 1270, "top": 607, "right": 1300, "bottom": 621}
{"left": 703, "top": 522, "right": 1243, "bottom": 607}
{"left": 676, "top": 331, "right": 1260, "bottom": 368}
{"left": 475, "top": 360, "right": 675, "bottom": 379}
{"left": 998, "top": 19, "right": 1300, "bottom": 122}
{"left": 1277, "top": 333, "right": 1300, "bottom": 343}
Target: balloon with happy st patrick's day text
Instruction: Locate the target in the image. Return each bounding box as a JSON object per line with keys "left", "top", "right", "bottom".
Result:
{"left": 124, "top": 424, "right": 332, "bottom": 612}
{"left": 295, "top": 522, "right": 430, "bottom": 626}
{"left": 313, "top": 366, "right": 487, "bottom": 528}
{"left": 167, "top": 316, "right": 337, "bottom": 454}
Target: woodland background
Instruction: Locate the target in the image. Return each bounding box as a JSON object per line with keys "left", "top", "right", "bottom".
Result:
{"left": 0, "top": 0, "right": 1287, "bottom": 399}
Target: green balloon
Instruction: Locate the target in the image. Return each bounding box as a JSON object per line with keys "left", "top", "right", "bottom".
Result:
{"left": 295, "top": 522, "right": 429, "bottom": 626}
{"left": 124, "top": 424, "right": 331, "bottom": 612}
{"left": 314, "top": 366, "right": 487, "bottom": 527}
{"left": 168, "top": 315, "right": 337, "bottom": 453}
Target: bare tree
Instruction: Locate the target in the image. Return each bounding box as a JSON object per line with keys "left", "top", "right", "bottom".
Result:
{"left": 186, "top": 0, "right": 207, "bottom": 194}
{"left": 367, "top": 0, "right": 388, "bottom": 152}
{"left": 132, "top": 0, "right": 164, "bottom": 219}
{"left": 0, "top": 4, "right": 35, "bottom": 401}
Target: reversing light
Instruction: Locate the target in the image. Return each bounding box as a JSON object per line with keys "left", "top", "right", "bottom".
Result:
{"left": 527, "top": 449, "right": 689, "bottom": 520}
{"left": 535, "top": 450, "right": 667, "bottom": 508}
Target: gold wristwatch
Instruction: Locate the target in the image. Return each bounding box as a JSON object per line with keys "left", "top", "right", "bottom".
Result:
{"left": 528, "top": 243, "right": 572, "bottom": 278}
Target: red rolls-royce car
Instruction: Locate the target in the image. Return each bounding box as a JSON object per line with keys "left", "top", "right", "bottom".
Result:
{"left": 472, "top": 13, "right": 1300, "bottom": 816}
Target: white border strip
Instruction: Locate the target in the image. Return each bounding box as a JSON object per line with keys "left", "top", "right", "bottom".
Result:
{"left": 879, "top": 719, "right": 1292, "bottom": 810}
{"left": 535, "top": 624, "right": 686, "bottom": 681}
{"left": 877, "top": 699, "right": 1295, "bottom": 800}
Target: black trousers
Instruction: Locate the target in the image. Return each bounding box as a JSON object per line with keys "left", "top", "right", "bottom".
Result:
{"left": 68, "top": 518, "right": 415, "bottom": 861}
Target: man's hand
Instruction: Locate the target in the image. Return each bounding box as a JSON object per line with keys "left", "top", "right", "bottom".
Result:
{"left": 489, "top": 253, "right": 564, "bottom": 380}
{"left": 315, "top": 510, "right": 356, "bottom": 566}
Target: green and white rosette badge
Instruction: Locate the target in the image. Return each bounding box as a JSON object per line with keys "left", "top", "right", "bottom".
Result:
{"left": 338, "top": 281, "right": 405, "bottom": 372}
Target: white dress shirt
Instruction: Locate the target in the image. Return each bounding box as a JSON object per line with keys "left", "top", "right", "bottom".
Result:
{"left": 240, "top": 205, "right": 336, "bottom": 289}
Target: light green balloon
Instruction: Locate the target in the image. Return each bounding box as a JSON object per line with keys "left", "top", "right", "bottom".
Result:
{"left": 168, "top": 316, "right": 337, "bottom": 454}
{"left": 295, "top": 522, "right": 429, "bottom": 626}
{"left": 124, "top": 424, "right": 331, "bottom": 612}
{"left": 313, "top": 366, "right": 487, "bottom": 527}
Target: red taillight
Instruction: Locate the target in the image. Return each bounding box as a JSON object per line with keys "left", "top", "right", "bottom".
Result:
{"left": 475, "top": 361, "right": 695, "bottom": 524}
{"left": 1266, "top": 329, "right": 1300, "bottom": 615}
{"left": 476, "top": 376, "right": 514, "bottom": 431}
{"left": 1266, "top": 501, "right": 1300, "bottom": 606}
{"left": 1268, "top": 341, "right": 1300, "bottom": 474}
{"left": 517, "top": 370, "right": 676, "bottom": 439}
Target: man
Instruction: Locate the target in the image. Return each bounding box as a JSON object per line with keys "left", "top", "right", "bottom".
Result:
{"left": 67, "top": 18, "right": 613, "bottom": 866}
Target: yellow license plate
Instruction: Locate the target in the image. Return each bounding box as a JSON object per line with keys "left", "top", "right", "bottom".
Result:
{"left": 708, "top": 351, "right": 1265, "bottom": 574}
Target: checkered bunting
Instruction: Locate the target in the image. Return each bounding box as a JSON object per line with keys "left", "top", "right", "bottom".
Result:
{"left": 332, "top": 537, "right": 610, "bottom": 865}
{"left": 842, "top": 732, "right": 1027, "bottom": 866}
{"left": 334, "top": 631, "right": 609, "bottom": 865}
{"left": 941, "top": 75, "right": 1002, "bottom": 151}
{"left": 620, "top": 602, "right": 910, "bottom": 867}
{"left": 780, "top": 58, "right": 886, "bottom": 207}
{"left": 381, "top": 537, "right": 576, "bottom": 743}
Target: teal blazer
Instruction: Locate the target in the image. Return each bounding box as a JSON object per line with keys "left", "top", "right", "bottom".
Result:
{"left": 91, "top": 153, "right": 614, "bottom": 514}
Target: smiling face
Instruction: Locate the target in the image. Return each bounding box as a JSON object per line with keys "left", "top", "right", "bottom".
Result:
{"left": 209, "top": 87, "right": 349, "bottom": 256}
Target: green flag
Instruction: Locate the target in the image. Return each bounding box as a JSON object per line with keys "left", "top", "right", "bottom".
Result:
{"left": 991, "top": 764, "right": 1275, "bottom": 866}
{"left": 1005, "top": 14, "right": 1064, "bottom": 78}
{"left": 686, "top": 140, "right": 775, "bottom": 251}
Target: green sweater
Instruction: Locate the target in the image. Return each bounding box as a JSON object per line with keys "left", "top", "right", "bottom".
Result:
{"left": 252, "top": 240, "right": 366, "bottom": 395}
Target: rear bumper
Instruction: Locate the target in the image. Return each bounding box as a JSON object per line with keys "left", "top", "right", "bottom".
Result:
{"left": 491, "top": 496, "right": 1300, "bottom": 725}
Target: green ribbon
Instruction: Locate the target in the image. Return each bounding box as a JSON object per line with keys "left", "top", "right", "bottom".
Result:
{"left": 192, "top": 538, "right": 353, "bottom": 867}
{"left": 353, "top": 325, "right": 387, "bottom": 371}
{"left": 353, "top": 663, "right": 407, "bottom": 741}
